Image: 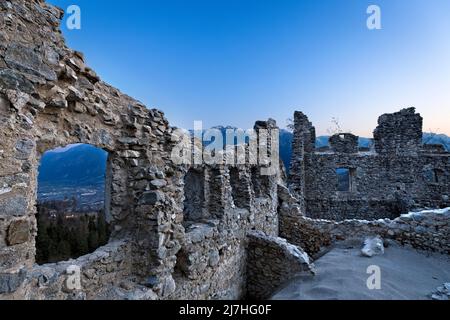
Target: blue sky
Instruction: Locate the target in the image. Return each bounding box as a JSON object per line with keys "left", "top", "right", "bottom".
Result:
{"left": 48, "top": 0, "right": 450, "bottom": 136}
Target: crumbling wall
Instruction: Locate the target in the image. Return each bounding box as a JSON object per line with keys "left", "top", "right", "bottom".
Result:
{"left": 0, "top": 0, "right": 182, "bottom": 299}
{"left": 289, "top": 108, "right": 450, "bottom": 221}
{"left": 329, "top": 133, "right": 358, "bottom": 154}
{"left": 6, "top": 0, "right": 447, "bottom": 302}
{"left": 0, "top": 0, "right": 286, "bottom": 300}
{"left": 246, "top": 231, "right": 314, "bottom": 300}
{"left": 171, "top": 160, "right": 281, "bottom": 300}
{"left": 280, "top": 207, "right": 450, "bottom": 258}
{"left": 1, "top": 240, "right": 133, "bottom": 300}
{"left": 374, "top": 108, "right": 423, "bottom": 155}
{"left": 288, "top": 111, "right": 315, "bottom": 212}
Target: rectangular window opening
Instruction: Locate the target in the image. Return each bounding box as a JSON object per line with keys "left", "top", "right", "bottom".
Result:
{"left": 336, "top": 167, "right": 355, "bottom": 192}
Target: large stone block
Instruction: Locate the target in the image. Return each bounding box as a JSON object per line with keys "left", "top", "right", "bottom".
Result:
{"left": 7, "top": 220, "right": 31, "bottom": 246}
{"left": 0, "top": 195, "right": 28, "bottom": 217}
{"left": 0, "top": 269, "right": 26, "bottom": 294}
{"left": 0, "top": 69, "right": 35, "bottom": 94}
{"left": 15, "top": 138, "right": 35, "bottom": 160}
{"left": 139, "top": 191, "right": 165, "bottom": 205}
{"left": 5, "top": 43, "right": 57, "bottom": 81}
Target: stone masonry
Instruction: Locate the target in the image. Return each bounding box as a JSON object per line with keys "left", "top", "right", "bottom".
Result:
{"left": 0, "top": 0, "right": 311, "bottom": 300}
{"left": 289, "top": 108, "right": 450, "bottom": 221}
{"left": 246, "top": 231, "right": 315, "bottom": 300}
{"left": 280, "top": 206, "right": 450, "bottom": 258}
{"left": 1, "top": 0, "right": 448, "bottom": 301}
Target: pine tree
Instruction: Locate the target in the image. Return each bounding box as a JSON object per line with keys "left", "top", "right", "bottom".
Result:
{"left": 57, "top": 240, "right": 71, "bottom": 261}
{"left": 88, "top": 216, "right": 99, "bottom": 251}
{"left": 77, "top": 215, "right": 89, "bottom": 254}
{"left": 97, "top": 209, "right": 109, "bottom": 245}
{"left": 36, "top": 213, "right": 50, "bottom": 264}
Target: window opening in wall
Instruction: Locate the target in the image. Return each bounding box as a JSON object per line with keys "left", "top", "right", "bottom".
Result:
{"left": 36, "top": 144, "right": 110, "bottom": 264}
{"left": 423, "top": 168, "right": 443, "bottom": 183}
{"left": 434, "top": 169, "right": 443, "bottom": 183}
{"left": 230, "top": 167, "right": 247, "bottom": 209}
{"left": 336, "top": 167, "right": 355, "bottom": 192}
{"left": 252, "top": 167, "right": 270, "bottom": 198}
{"left": 183, "top": 168, "right": 205, "bottom": 222}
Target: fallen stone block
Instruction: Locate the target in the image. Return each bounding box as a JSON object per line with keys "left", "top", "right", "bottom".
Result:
{"left": 361, "top": 236, "right": 384, "bottom": 257}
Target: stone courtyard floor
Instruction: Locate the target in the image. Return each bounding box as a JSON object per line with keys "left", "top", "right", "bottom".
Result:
{"left": 272, "top": 242, "right": 450, "bottom": 300}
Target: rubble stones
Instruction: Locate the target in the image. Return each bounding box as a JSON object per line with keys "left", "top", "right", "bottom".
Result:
{"left": 361, "top": 236, "right": 384, "bottom": 257}
{"left": 0, "top": 269, "right": 26, "bottom": 294}
{"left": 150, "top": 179, "right": 167, "bottom": 189}
{"left": 5, "top": 90, "right": 29, "bottom": 111}
{"left": 0, "top": 69, "right": 34, "bottom": 94}
{"left": 14, "top": 138, "right": 35, "bottom": 160}
{"left": 139, "top": 191, "right": 165, "bottom": 205}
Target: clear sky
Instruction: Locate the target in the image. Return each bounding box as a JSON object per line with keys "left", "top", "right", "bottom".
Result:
{"left": 48, "top": 0, "right": 450, "bottom": 136}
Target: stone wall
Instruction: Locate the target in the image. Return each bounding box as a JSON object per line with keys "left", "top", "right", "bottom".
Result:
{"left": 1, "top": 239, "right": 133, "bottom": 300}
{"left": 280, "top": 206, "right": 450, "bottom": 258}
{"left": 1, "top": 0, "right": 178, "bottom": 297}
{"left": 288, "top": 111, "right": 315, "bottom": 212}
{"left": 246, "top": 231, "right": 314, "bottom": 300}
{"left": 289, "top": 108, "right": 450, "bottom": 221}
{"left": 329, "top": 133, "right": 358, "bottom": 154}
{"left": 3, "top": 0, "right": 446, "bottom": 301}
{"left": 0, "top": 0, "right": 293, "bottom": 300}
{"left": 169, "top": 161, "right": 281, "bottom": 299}
{"left": 374, "top": 108, "right": 423, "bottom": 155}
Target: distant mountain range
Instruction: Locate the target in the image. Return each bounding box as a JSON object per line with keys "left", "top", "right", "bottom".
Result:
{"left": 37, "top": 144, "right": 108, "bottom": 207}
{"left": 422, "top": 133, "right": 450, "bottom": 150}
{"left": 38, "top": 144, "right": 108, "bottom": 186}
{"left": 37, "top": 131, "right": 449, "bottom": 202}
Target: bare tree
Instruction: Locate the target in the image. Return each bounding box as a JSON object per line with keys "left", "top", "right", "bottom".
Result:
{"left": 327, "top": 117, "right": 345, "bottom": 135}
{"left": 286, "top": 118, "right": 295, "bottom": 132}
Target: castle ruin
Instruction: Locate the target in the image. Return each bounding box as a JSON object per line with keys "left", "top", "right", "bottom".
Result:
{"left": 0, "top": 0, "right": 449, "bottom": 300}
{"left": 289, "top": 108, "right": 449, "bottom": 221}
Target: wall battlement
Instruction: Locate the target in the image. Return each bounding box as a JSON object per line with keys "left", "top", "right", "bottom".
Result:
{"left": 329, "top": 133, "right": 359, "bottom": 154}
